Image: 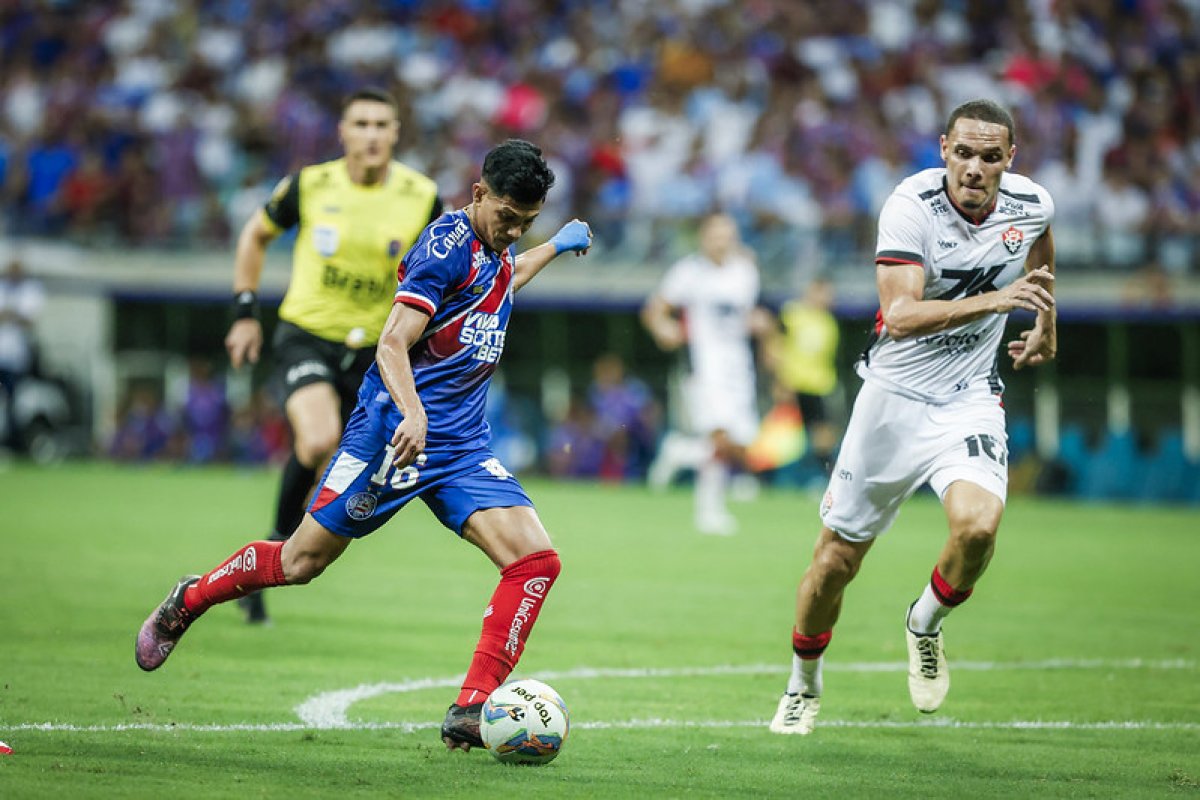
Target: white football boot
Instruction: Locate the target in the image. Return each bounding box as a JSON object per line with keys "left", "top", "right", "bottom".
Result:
{"left": 905, "top": 607, "right": 950, "bottom": 713}
{"left": 769, "top": 692, "right": 821, "bottom": 735}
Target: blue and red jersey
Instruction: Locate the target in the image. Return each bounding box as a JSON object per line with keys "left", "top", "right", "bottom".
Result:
{"left": 356, "top": 209, "right": 514, "bottom": 451}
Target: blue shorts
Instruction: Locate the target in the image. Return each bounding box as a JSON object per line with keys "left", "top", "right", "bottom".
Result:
{"left": 309, "top": 404, "right": 532, "bottom": 538}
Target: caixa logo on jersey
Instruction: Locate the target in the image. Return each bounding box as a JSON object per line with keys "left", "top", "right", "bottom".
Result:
{"left": 429, "top": 218, "right": 470, "bottom": 259}
{"left": 345, "top": 491, "right": 378, "bottom": 520}
{"left": 1001, "top": 225, "right": 1024, "bottom": 255}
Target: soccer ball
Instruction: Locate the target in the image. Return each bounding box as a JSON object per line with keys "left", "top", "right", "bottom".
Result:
{"left": 479, "top": 679, "right": 569, "bottom": 765}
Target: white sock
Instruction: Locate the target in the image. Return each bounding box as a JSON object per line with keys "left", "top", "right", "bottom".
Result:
{"left": 907, "top": 584, "right": 953, "bottom": 634}
{"left": 695, "top": 458, "right": 729, "bottom": 521}
{"left": 786, "top": 653, "right": 823, "bottom": 697}
{"left": 648, "top": 432, "right": 704, "bottom": 488}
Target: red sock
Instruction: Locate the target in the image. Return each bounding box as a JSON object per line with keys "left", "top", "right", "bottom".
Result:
{"left": 931, "top": 566, "right": 973, "bottom": 607}
{"left": 182, "top": 541, "right": 287, "bottom": 615}
{"left": 456, "top": 549, "right": 561, "bottom": 706}
{"left": 792, "top": 629, "right": 833, "bottom": 659}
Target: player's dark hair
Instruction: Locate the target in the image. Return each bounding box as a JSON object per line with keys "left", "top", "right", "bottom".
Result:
{"left": 342, "top": 87, "right": 399, "bottom": 116}
{"left": 482, "top": 139, "right": 556, "bottom": 205}
{"left": 946, "top": 99, "right": 1016, "bottom": 146}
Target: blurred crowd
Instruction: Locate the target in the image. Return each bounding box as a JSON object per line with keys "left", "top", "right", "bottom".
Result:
{"left": 544, "top": 353, "right": 660, "bottom": 481}
{"left": 109, "top": 359, "right": 291, "bottom": 465}
{"left": 106, "top": 349, "right": 664, "bottom": 480}
{"left": 1, "top": 0, "right": 1198, "bottom": 281}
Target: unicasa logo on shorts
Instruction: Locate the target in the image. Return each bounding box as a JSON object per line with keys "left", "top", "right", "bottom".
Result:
{"left": 207, "top": 546, "right": 257, "bottom": 585}
{"left": 505, "top": 577, "right": 551, "bottom": 656}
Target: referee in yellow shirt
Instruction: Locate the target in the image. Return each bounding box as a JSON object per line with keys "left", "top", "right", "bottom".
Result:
{"left": 775, "top": 276, "right": 841, "bottom": 474}
{"left": 224, "top": 87, "right": 442, "bottom": 623}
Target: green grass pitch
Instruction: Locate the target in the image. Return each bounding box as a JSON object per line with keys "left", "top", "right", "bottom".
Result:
{"left": 1, "top": 462, "right": 1197, "bottom": 798}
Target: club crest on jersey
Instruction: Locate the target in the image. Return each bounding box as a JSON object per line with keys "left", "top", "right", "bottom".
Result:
{"left": 1001, "top": 225, "right": 1024, "bottom": 255}
{"left": 345, "top": 491, "right": 378, "bottom": 520}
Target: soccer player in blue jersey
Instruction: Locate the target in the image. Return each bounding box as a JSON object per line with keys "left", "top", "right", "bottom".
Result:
{"left": 136, "top": 140, "right": 593, "bottom": 752}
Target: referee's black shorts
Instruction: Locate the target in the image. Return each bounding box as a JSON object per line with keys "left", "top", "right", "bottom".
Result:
{"left": 272, "top": 321, "right": 376, "bottom": 420}
{"left": 795, "top": 392, "right": 829, "bottom": 426}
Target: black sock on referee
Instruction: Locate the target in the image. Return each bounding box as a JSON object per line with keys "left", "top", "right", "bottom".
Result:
{"left": 271, "top": 452, "right": 317, "bottom": 541}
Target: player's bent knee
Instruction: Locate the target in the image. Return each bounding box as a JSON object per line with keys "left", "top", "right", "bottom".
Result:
{"left": 950, "top": 520, "right": 998, "bottom": 556}
{"left": 294, "top": 432, "right": 340, "bottom": 467}
{"left": 279, "top": 526, "right": 346, "bottom": 584}
{"left": 464, "top": 506, "right": 553, "bottom": 567}
{"left": 811, "top": 544, "right": 860, "bottom": 587}
{"left": 946, "top": 501, "right": 1002, "bottom": 551}
{"left": 280, "top": 549, "right": 331, "bottom": 584}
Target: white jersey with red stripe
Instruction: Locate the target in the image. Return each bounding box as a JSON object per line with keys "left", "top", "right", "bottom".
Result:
{"left": 860, "top": 168, "right": 1054, "bottom": 403}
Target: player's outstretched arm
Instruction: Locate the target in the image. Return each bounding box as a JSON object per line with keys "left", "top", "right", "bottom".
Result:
{"left": 225, "top": 212, "right": 279, "bottom": 368}
{"left": 376, "top": 303, "right": 431, "bottom": 469}
{"left": 513, "top": 219, "right": 593, "bottom": 292}
{"left": 1009, "top": 227, "right": 1057, "bottom": 370}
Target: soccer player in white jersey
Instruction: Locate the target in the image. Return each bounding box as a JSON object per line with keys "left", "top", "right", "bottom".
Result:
{"left": 770, "top": 99, "right": 1057, "bottom": 735}
{"left": 642, "top": 213, "right": 773, "bottom": 535}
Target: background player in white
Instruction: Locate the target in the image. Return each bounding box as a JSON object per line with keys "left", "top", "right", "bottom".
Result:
{"left": 770, "top": 99, "right": 1057, "bottom": 735}
{"left": 642, "top": 213, "right": 773, "bottom": 535}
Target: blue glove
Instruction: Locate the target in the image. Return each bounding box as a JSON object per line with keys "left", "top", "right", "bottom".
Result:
{"left": 550, "top": 219, "right": 593, "bottom": 255}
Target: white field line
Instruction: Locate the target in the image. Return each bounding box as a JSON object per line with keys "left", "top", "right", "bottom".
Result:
{"left": 295, "top": 659, "right": 1197, "bottom": 728}
{"left": 8, "top": 719, "right": 1200, "bottom": 734}
{"left": 6, "top": 659, "right": 1196, "bottom": 735}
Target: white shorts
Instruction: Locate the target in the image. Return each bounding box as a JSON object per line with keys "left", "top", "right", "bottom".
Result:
{"left": 820, "top": 380, "right": 1008, "bottom": 541}
{"left": 685, "top": 373, "right": 758, "bottom": 445}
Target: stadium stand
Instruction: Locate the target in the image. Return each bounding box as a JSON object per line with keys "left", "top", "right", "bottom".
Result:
{"left": 1, "top": 0, "right": 1197, "bottom": 503}
{"left": 1, "top": 0, "right": 1197, "bottom": 281}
